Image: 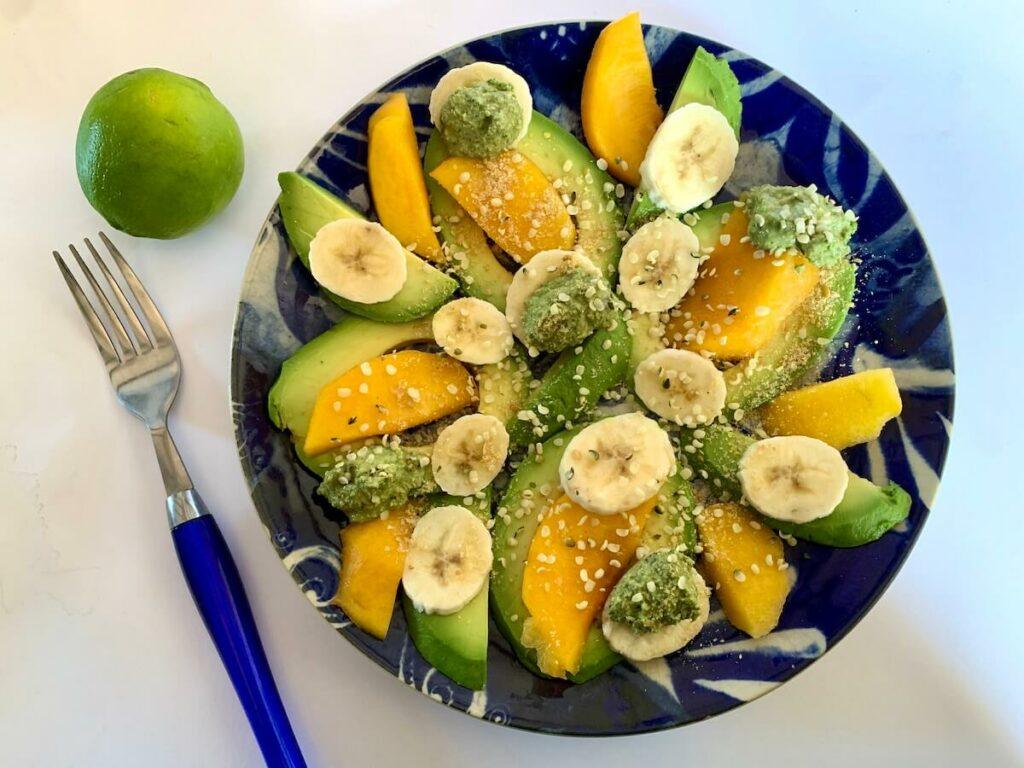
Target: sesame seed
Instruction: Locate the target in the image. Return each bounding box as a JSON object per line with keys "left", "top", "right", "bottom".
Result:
{"left": 360, "top": 362, "right": 372, "bottom": 376}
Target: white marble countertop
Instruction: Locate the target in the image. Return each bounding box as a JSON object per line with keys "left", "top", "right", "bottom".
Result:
{"left": 2, "top": 1, "right": 1022, "bottom": 765}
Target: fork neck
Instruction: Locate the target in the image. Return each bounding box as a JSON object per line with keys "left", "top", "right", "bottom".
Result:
{"left": 151, "top": 424, "right": 192, "bottom": 493}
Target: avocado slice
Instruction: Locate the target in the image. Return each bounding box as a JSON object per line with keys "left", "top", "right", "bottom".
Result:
{"left": 277, "top": 172, "right": 456, "bottom": 322}
{"left": 668, "top": 46, "right": 743, "bottom": 137}
{"left": 687, "top": 424, "right": 911, "bottom": 547}
{"left": 627, "top": 49, "right": 742, "bottom": 230}
{"left": 476, "top": 348, "right": 535, "bottom": 425}
{"left": 507, "top": 319, "right": 631, "bottom": 447}
{"left": 641, "top": 472, "right": 699, "bottom": 558}
{"left": 626, "top": 312, "right": 666, "bottom": 383}
{"left": 423, "top": 132, "right": 514, "bottom": 309}
{"left": 402, "top": 586, "right": 489, "bottom": 690}
{"left": 491, "top": 427, "right": 621, "bottom": 682}
{"left": 516, "top": 111, "right": 626, "bottom": 279}
{"left": 267, "top": 313, "right": 433, "bottom": 438}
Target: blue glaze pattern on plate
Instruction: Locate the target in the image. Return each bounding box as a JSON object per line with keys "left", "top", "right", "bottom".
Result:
{"left": 230, "top": 21, "right": 954, "bottom": 735}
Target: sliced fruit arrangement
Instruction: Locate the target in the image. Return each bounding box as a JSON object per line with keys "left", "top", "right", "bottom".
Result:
{"left": 266, "top": 11, "right": 913, "bottom": 690}
{"left": 277, "top": 172, "right": 455, "bottom": 322}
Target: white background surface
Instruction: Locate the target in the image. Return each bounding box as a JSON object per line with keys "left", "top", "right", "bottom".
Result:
{"left": 2, "top": 1, "right": 1022, "bottom": 766}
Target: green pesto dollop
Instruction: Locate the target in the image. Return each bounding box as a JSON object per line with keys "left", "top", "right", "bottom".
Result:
{"left": 606, "top": 550, "right": 702, "bottom": 634}
{"left": 318, "top": 444, "right": 437, "bottom": 522}
{"left": 521, "top": 268, "right": 613, "bottom": 353}
{"left": 439, "top": 79, "right": 523, "bottom": 158}
{"left": 744, "top": 184, "right": 858, "bottom": 266}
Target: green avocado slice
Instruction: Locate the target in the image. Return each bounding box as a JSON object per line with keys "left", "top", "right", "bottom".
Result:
{"left": 516, "top": 111, "right": 626, "bottom": 279}
{"left": 507, "top": 319, "right": 631, "bottom": 447}
{"left": 267, "top": 313, "right": 433, "bottom": 438}
{"left": 402, "top": 587, "right": 489, "bottom": 690}
{"left": 687, "top": 424, "right": 911, "bottom": 547}
{"left": 423, "top": 132, "right": 513, "bottom": 309}
{"left": 277, "top": 172, "right": 456, "bottom": 322}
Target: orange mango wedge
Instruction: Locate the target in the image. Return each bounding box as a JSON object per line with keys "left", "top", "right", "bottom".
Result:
{"left": 333, "top": 506, "right": 417, "bottom": 639}
{"left": 520, "top": 493, "right": 655, "bottom": 677}
{"left": 429, "top": 151, "right": 575, "bottom": 263}
{"left": 303, "top": 350, "right": 475, "bottom": 455}
{"left": 666, "top": 209, "right": 821, "bottom": 359}
{"left": 367, "top": 93, "right": 442, "bottom": 262}
{"left": 696, "top": 503, "right": 791, "bottom": 638}
{"left": 581, "top": 11, "right": 663, "bottom": 187}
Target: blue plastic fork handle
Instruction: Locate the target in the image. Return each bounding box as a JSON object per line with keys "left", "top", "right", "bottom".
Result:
{"left": 172, "top": 514, "right": 306, "bottom": 768}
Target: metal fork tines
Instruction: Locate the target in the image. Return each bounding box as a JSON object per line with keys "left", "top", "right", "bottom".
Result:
{"left": 54, "top": 233, "right": 191, "bottom": 498}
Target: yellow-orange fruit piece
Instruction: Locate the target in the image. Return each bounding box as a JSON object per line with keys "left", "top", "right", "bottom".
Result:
{"left": 429, "top": 151, "right": 576, "bottom": 263}
{"left": 333, "top": 506, "right": 417, "bottom": 639}
{"left": 520, "top": 494, "right": 655, "bottom": 677}
{"left": 696, "top": 502, "right": 791, "bottom": 638}
{"left": 760, "top": 368, "right": 903, "bottom": 449}
{"left": 367, "top": 93, "right": 442, "bottom": 261}
{"left": 303, "top": 350, "right": 475, "bottom": 455}
{"left": 666, "top": 209, "right": 820, "bottom": 359}
{"left": 581, "top": 11, "right": 663, "bottom": 187}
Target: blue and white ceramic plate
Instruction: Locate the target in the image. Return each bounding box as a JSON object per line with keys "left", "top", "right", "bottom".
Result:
{"left": 230, "top": 21, "right": 954, "bottom": 735}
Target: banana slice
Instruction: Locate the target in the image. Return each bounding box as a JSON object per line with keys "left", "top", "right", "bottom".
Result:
{"left": 619, "top": 217, "right": 702, "bottom": 312}
{"left": 431, "top": 413, "right": 510, "bottom": 496}
{"left": 634, "top": 348, "right": 727, "bottom": 426}
{"left": 601, "top": 570, "right": 710, "bottom": 662}
{"left": 738, "top": 435, "right": 850, "bottom": 523}
{"left": 402, "top": 505, "right": 493, "bottom": 615}
{"left": 558, "top": 413, "right": 676, "bottom": 516}
{"left": 432, "top": 297, "right": 514, "bottom": 365}
{"left": 639, "top": 103, "right": 739, "bottom": 215}
{"left": 505, "top": 249, "right": 602, "bottom": 344}
{"left": 308, "top": 219, "right": 408, "bottom": 303}
{"left": 428, "top": 62, "right": 533, "bottom": 142}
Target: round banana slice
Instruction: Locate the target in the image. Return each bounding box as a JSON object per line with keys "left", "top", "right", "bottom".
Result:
{"left": 639, "top": 103, "right": 739, "bottom": 215}
{"left": 501, "top": 247, "right": 598, "bottom": 344}
{"left": 738, "top": 435, "right": 850, "bottom": 523}
{"left": 558, "top": 413, "right": 676, "bottom": 516}
{"left": 601, "top": 572, "right": 710, "bottom": 662}
{"left": 428, "top": 61, "right": 533, "bottom": 142}
{"left": 308, "top": 219, "right": 408, "bottom": 303}
{"left": 619, "top": 217, "right": 701, "bottom": 312}
{"left": 402, "top": 505, "right": 493, "bottom": 616}
{"left": 431, "top": 413, "right": 510, "bottom": 496}
{"left": 505, "top": 249, "right": 602, "bottom": 343}
{"left": 432, "top": 297, "right": 514, "bottom": 365}
{"left": 634, "top": 348, "right": 727, "bottom": 426}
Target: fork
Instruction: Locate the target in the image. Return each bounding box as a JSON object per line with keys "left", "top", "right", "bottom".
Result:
{"left": 55, "top": 233, "right": 306, "bottom": 768}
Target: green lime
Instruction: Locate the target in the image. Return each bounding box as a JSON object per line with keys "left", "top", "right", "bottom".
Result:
{"left": 76, "top": 68, "right": 244, "bottom": 239}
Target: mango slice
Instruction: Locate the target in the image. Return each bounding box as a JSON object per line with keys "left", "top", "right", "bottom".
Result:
{"left": 666, "top": 209, "right": 821, "bottom": 359}
{"left": 430, "top": 151, "right": 576, "bottom": 263}
{"left": 696, "top": 502, "right": 791, "bottom": 638}
{"left": 334, "top": 506, "right": 417, "bottom": 639}
{"left": 303, "top": 350, "right": 475, "bottom": 455}
{"left": 521, "top": 493, "right": 655, "bottom": 678}
{"left": 367, "top": 93, "right": 442, "bottom": 262}
{"left": 760, "top": 368, "right": 903, "bottom": 449}
{"left": 581, "top": 11, "right": 663, "bottom": 187}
